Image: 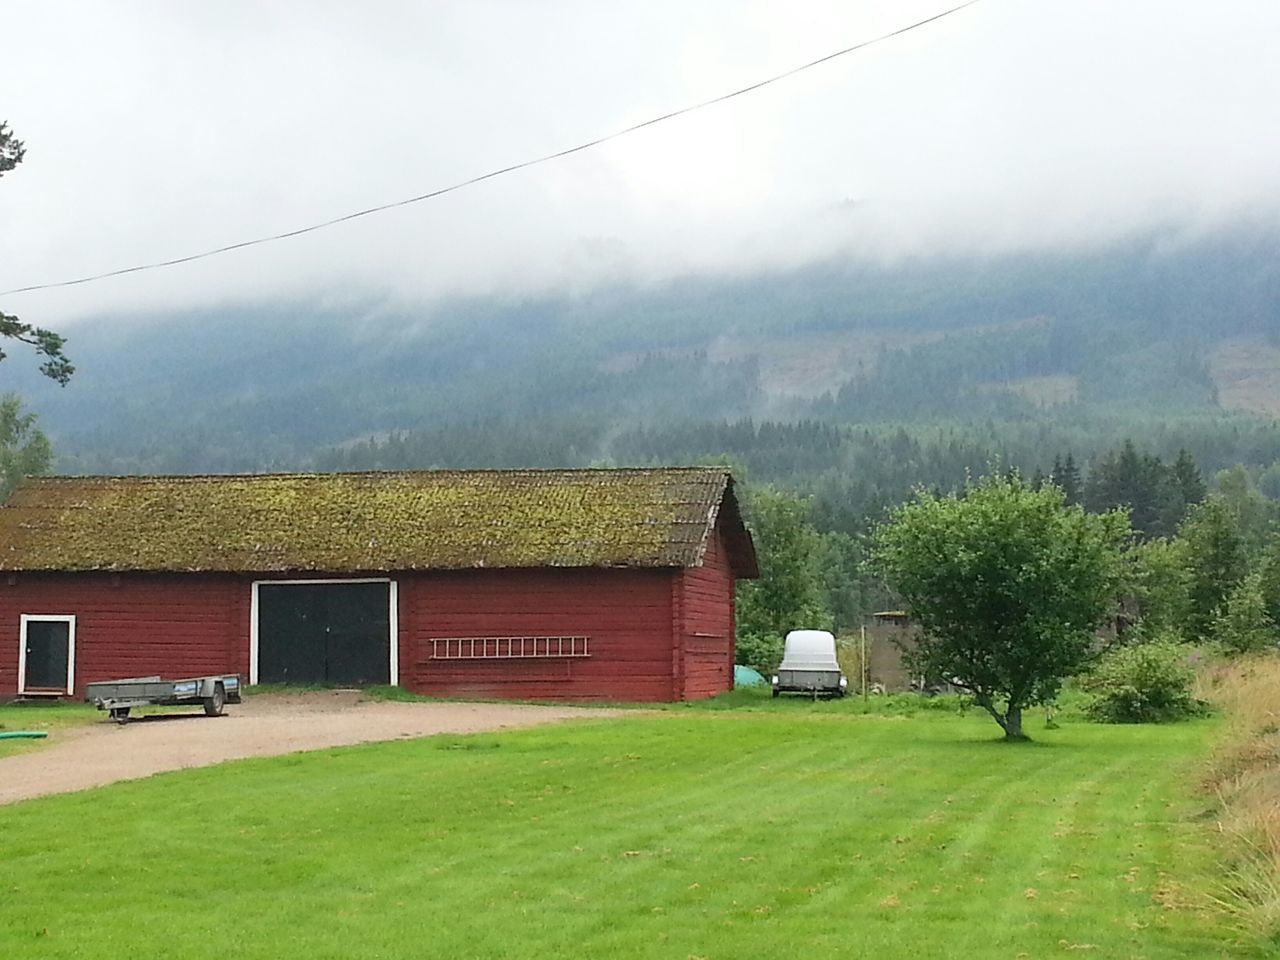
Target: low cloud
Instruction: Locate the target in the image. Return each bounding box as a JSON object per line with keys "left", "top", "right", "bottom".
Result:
{"left": 2, "top": 0, "right": 1278, "bottom": 326}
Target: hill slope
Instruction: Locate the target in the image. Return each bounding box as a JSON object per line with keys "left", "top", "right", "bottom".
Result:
{"left": 5, "top": 228, "right": 1279, "bottom": 479}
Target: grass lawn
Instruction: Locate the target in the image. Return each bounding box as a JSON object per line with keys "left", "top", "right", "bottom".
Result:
{"left": 0, "top": 702, "right": 96, "bottom": 759}
{"left": 0, "top": 706, "right": 1267, "bottom": 959}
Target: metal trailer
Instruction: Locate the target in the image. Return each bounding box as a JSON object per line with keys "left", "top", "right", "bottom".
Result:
{"left": 771, "top": 630, "right": 849, "bottom": 699}
{"left": 84, "top": 675, "right": 242, "bottom": 722}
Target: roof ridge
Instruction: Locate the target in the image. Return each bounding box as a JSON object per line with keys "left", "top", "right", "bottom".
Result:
{"left": 30, "top": 465, "right": 732, "bottom": 483}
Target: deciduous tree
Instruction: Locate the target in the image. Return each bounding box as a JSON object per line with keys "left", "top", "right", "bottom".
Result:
{"left": 735, "top": 486, "right": 832, "bottom": 672}
{"left": 1214, "top": 572, "right": 1275, "bottom": 655}
{"left": 0, "top": 121, "right": 73, "bottom": 384}
{"left": 0, "top": 394, "right": 51, "bottom": 499}
{"left": 0, "top": 120, "right": 25, "bottom": 175}
{"left": 871, "top": 474, "right": 1128, "bottom": 740}
{"left": 1179, "top": 496, "right": 1248, "bottom": 641}
{"left": 1127, "top": 537, "right": 1192, "bottom": 640}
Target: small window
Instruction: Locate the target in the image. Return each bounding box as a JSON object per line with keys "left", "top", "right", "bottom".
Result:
{"left": 19, "top": 614, "right": 77, "bottom": 694}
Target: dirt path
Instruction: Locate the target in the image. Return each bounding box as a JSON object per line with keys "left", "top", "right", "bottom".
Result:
{"left": 0, "top": 692, "right": 625, "bottom": 805}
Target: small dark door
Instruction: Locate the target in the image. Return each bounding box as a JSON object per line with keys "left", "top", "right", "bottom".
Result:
{"left": 23, "top": 619, "right": 71, "bottom": 691}
{"left": 258, "top": 582, "right": 391, "bottom": 685}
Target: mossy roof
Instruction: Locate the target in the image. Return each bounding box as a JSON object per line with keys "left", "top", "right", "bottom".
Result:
{"left": 0, "top": 468, "right": 757, "bottom": 577}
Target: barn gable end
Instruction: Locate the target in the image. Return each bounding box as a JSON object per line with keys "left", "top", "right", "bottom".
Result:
{"left": 675, "top": 523, "right": 738, "bottom": 700}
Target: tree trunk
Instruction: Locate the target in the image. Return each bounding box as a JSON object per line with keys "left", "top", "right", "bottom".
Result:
{"left": 1003, "top": 704, "right": 1026, "bottom": 740}
{"left": 975, "top": 695, "right": 1009, "bottom": 736}
{"left": 974, "top": 695, "right": 1031, "bottom": 741}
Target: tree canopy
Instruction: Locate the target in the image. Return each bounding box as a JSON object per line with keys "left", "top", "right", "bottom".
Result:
{"left": 0, "top": 120, "right": 24, "bottom": 176}
{"left": 0, "top": 120, "right": 73, "bottom": 385}
{"left": 1084, "top": 441, "right": 1203, "bottom": 539}
{"left": 871, "top": 474, "right": 1129, "bottom": 740}
{"left": 1179, "top": 497, "right": 1249, "bottom": 641}
{"left": 734, "top": 486, "right": 832, "bottom": 673}
{"left": 0, "top": 394, "right": 51, "bottom": 499}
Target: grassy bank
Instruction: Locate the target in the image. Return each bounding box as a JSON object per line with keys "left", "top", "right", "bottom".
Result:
{"left": 0, "top": 708, "right": 1264, "bottom": 958}
{"left": 1200, "top": 654, "right": 1280, "bottom": 939}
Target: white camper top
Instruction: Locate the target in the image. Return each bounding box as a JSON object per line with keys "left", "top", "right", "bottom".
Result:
{"left": 779, "top": 629, "right": 840, "bottom": 671}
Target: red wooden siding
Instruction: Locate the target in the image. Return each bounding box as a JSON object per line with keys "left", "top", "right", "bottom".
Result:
{"left": 401, "top": 568, "right": 678, "bottom": 702}
{"left": 0, "top": 573, "right": 245, "bottom": 698}
{"left": 676, "top": 525, "right": 736, "bottom": 700}
{"left": 0, "top": 563, "right": 733, "bottom": 703}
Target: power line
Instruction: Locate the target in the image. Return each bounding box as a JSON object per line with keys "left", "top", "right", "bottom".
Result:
{"left": 2, "top": 0, "right": 984, "bottom": 298}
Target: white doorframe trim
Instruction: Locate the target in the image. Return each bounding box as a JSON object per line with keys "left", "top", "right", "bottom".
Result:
{"left": 248, "top": 578, "right": 398, "bottom": 686}
{"left": 18, "top": 613, "right": 77, "bottom": 695}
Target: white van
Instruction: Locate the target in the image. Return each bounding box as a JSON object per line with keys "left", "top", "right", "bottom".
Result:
{"left": 771, "top": 629, "right": 848, "bottom": 698}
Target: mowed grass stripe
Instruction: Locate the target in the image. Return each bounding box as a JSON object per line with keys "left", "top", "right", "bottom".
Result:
{"left": 0, "top": 712, "right": 1266, "bottom": 959}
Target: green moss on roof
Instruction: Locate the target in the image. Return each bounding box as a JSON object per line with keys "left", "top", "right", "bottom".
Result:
{"left": 0, "top": 468, "right": 755, "bottom": 575}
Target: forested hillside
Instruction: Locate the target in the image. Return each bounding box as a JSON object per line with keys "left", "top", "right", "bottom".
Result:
{"left": 7, "top": 228, "right": 1280, "bottom": 510}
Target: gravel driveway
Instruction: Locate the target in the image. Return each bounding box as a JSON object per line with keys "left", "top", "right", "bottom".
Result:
{"left": 0, "top": 691, "right": 624, "bottom": 806}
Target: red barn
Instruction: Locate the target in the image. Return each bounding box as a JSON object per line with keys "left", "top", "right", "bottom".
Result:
{"left": 0, "top": 468, "right": 756, "bottom": 703}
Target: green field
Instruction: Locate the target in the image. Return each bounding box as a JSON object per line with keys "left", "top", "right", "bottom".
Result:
{"left": 0, "top": 706, "right": 1267, "bottom": 959}
{"left": 0, "top": 702, "right": 95, "bottom": 759}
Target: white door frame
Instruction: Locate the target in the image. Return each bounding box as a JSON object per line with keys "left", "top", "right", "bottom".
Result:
{"left": 249, "top": 578, "right": 398, "bottom": 686}
{"left": 18, "top": 614, "right": 77, "bottom": 695}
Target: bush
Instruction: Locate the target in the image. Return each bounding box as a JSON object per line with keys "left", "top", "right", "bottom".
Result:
{"left": 1082, "top": 637, "right": 1201, "bottom": 723}
{"left": 1215, "top": 572, "right": 1279, "bottom": 655}
{"left": 735, "top": 631, "right": 783, "bottom": 675}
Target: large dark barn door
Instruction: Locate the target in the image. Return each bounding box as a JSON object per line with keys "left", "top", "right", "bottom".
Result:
{"left": 257, "top": 582, "right": 391, "bottom": 685}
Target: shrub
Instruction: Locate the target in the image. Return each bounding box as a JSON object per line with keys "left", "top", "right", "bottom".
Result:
{"left": 735, "top": 630, "right": 783, "bottom": 675}
{"left": 835, "top": 637, "right": 865, "bottom": 693}
{"left": 1082, "top": 637, "right": 1201, "bottom": 723}
{"left": 1215, "top": 572, "right": 1278, "bottom": 656}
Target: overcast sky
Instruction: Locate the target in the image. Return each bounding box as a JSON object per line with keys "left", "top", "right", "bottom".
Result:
{"left": 3, "top": 0, "right": 1279, "bottom": 325}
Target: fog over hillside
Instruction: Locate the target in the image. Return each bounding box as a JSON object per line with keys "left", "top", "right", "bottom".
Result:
{"left": 0, "top": 229, "right": 1274, "bottom": 478}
